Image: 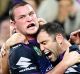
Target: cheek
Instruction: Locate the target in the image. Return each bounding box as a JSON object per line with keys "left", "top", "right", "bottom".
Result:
{"left": 51, "top": 45, "right": 58, "bottom": 56}
{"left": 17, "top": 18, "right": 26, "bottom": 23}
{"left": 51, "top": 43, "right": 57, "bottom": 50}
{"left": 47, "top": 42, "right": 54, "bottom": 50}
{"left": 33, "top": 15, "right": 37, "bottom": 20}
{"left": 16, "top": 20, "right": 26, "bottom": 27}
{"left": 16, "top": 24, "right": 25, "bottom": 30}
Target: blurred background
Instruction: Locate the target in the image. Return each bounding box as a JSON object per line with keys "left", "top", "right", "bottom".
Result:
{"left": 0, "top": 0, "right": 80, "bottom": 74}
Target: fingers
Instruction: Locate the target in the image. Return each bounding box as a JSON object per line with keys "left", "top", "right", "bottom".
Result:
{"left": 1, "top": 50, "right": 6, "bottom": 57}
{"left": 1, "top": 33, "right": 26, "bottom": 57}
{"left": 6, "top": 33, "right": 26, "bottom": 46}
{"left": 1, "top": 44, "right": 6, "bottom": 56}
{"left": 69, "top": 29, "right": 80, "bottom": 44}
{"left": 38, "top": 18, "right": 47, "bottom": 25}
{"left": 70, "top": 29, "right": 80, "bottom": 37}
{"left": 63, "top": 51, "right": 80, "bottom": 66}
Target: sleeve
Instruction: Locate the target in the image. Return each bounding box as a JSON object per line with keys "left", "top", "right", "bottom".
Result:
{"left": 9, "top": 44, "right": 41, "bottom": 74}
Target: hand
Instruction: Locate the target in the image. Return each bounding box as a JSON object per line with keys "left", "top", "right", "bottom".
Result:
{"left": 38, "top": 18, "right": 47, "bottom": 26}
{"left": 69, "top": 29, "right": 80, "bottom": 45}
{"left": 1, "top": 33, "right": 26, "bottom": 56}
{"left": 62, "top": 48, "right": 80, "bottom": 68}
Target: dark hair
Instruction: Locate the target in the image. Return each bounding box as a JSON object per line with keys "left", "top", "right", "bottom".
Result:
{"left": 39, "top": 22, "right": 66, "bottom": 38}
{"left": 9, "top": 1, "right": 29, "bottom": 21}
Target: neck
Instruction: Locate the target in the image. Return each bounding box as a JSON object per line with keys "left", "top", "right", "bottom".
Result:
{"left": 26, "top": 35, "right": 36, "bottom": 40}
{"left": 58, "top": 39, "right": 71, "bottom": 54}
{"left": 16, "top": 30, "right": 36, "bottom": 41}
{"left": 22, "top": 34, "right": 36, "bottom": 44}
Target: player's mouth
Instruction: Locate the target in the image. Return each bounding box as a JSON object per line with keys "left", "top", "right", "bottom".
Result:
{"left": 44, "top": 50, "right": 52, "bottom": 59}
{"left": 27, "top": 23, "right": 35, "bottom": 29}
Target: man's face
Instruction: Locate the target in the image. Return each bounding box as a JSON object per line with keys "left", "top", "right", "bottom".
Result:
{"left": 37, "top": 31, "right": 59, "bottom": 62}
{"left": 13, "top": 4, "right": 39, "bottom": 35}
{"left": 59, "top": 0, "right": 72, "bottom": 16}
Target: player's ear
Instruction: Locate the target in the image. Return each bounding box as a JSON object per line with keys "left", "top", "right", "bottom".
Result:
{"left": 56, "top": 33, "right": 63, "bottom": 45}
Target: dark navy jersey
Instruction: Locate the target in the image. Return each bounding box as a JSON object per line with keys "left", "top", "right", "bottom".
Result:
{"left": 9, "top": 39, "right": 53, "bottom": 74}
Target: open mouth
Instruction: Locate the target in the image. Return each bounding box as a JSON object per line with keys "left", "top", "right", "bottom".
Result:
{"left": 27, "top": 23, "right": 35, "bottom": 28}
{"left": 44, "top": 51, "right": 52, "bottom": 57}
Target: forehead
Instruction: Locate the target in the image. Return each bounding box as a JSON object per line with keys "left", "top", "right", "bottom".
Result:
{"left": 13, "top": 4, "right": 34, "bottom": 16}
{"left": 37, "top": 31, "right": 53, "bottom": 42}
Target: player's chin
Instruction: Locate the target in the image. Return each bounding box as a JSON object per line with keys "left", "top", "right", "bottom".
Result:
{"left": 27, "top": 30, "right": 38, "bottom": 35}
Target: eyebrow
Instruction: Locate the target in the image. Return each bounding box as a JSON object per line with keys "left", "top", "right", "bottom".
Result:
{"left": 40, "top": 40, "right": 48, "bottom": 44}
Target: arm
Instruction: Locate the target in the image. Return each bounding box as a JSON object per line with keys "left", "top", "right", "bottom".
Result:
{"left": 1, "top": 48, "right": 10, "bottom": 74}
{"left": 1, "top": 33, "right": 26, "bottom": 74}
{"left": 46, "top": 61, "right": 68, "bottom": 74}
{"left": 47, "top": 48, "right": 80, "bottom": 74}
{"left": 1, "top": 33, "right": 26, "bottom": 56}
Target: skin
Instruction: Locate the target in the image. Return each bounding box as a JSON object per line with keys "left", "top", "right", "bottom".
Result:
{"left": 37, "top": 30, "right": 80, "bottom": 74}
{"left": 37, "top": 30, "right": 80, "bottom": 63}
{"left": 70, "top": 29, "right": 80, "bottom": 45}
{"left": 2, "top": 4, "right": 39, "bottom": 74}
{"left": 37, "top": 31, "right": 59, "bottom": 62}
{"left": 12, "top": 4, "right": 39, "bottom": 37}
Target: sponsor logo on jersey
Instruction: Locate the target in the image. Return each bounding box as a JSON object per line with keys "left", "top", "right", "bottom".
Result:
{"left": 33, "top": 46, "right": 42, "bottom": 56}
{"left": 16, "top": 57, "right": 36, "bottom": 72}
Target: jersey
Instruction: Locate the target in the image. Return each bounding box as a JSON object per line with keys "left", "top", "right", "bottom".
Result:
{"left": 9, "top": 39, "right": 53, "bottom": 74}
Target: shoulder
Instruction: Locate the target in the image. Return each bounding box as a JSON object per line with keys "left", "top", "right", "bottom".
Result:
{"left": 11, "top": 43, "right": 22, "bottom": 49}
{"left": 9, "top": 43, "right": 31, "bottom": 57}
{"left": 10, "top": 43, "right": 32, "bottom": 52}
{"left": 10, "top": 43, "right": 23, "bottom": 53}
{"left": 9, "top": 43, "right": 37, "bottom": 59}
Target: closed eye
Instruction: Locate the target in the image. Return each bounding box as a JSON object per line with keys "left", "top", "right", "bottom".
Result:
{"left": 40, "top": 41, "right": 47, "bottom": 45}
